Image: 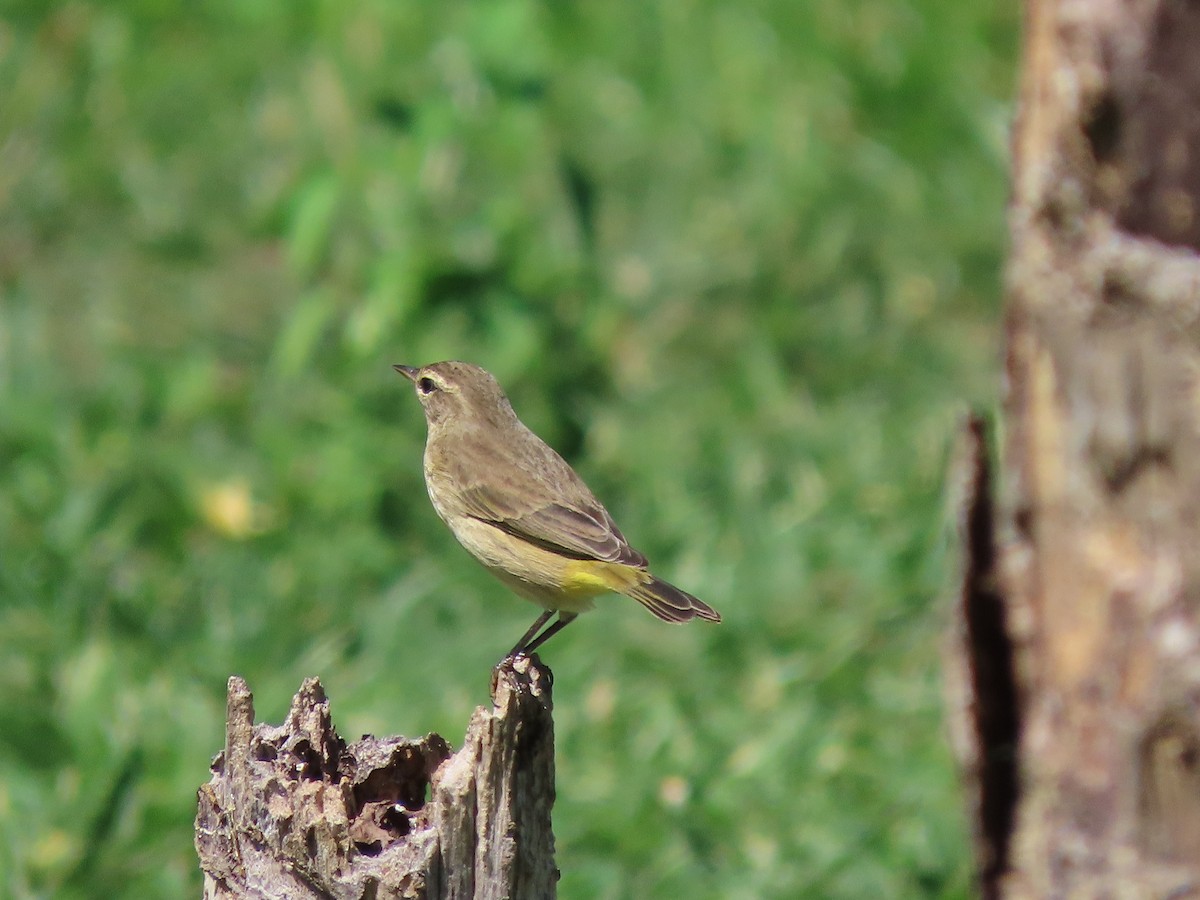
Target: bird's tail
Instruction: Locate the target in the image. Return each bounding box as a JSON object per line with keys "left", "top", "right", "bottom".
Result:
{"left": 624, "top": 576, "right": 721, "bottom": 624}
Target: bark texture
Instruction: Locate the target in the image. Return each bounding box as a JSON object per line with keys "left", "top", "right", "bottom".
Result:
{"left": 950, "top": 0, "right": 1200, "bottom": 896}
{"left": 195, "top": 658, "right": 557, "bottom": 899}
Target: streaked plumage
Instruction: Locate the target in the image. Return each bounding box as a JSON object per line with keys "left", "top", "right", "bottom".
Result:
{"left": 397, "top": 360, "right": 720, "bottom": 657}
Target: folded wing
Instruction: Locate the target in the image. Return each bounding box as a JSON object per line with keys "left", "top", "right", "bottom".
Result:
{"left": 456, "top": 483, "right": 649, "bottom": 568}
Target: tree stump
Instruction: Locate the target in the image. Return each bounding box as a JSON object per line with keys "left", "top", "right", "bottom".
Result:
{"left": 194, "top": 657, "right": 557, "bottom": 899}
{"left": 949, "top": 0, "right": 1200, "bottom": 896}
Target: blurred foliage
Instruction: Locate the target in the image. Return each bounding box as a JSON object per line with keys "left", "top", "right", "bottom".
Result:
{"left": 0, "top": 0, "right": 1014, "bottom": 897}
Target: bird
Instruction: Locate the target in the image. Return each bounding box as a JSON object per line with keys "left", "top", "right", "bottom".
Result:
{"left": 394, "top": 361, "right": 721, "bottom": 658}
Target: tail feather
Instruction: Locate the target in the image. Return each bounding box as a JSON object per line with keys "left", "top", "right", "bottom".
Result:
{"left": 625, "top": 576, "right": 721, "bottom": 624}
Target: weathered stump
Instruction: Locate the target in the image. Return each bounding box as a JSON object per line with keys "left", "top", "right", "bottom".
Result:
{"left": 195, "top": 657, "right": 557, "bottom": 899}
{"left": 948, "top": 0, "right": 1200, "bottom": 896}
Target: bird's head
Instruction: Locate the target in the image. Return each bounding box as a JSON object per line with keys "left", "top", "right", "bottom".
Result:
{"left": 393, "top": 360, "right": 516, "bottom": 431}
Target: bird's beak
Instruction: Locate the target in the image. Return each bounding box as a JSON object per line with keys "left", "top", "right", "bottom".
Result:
{"left": 393, "top": 364, "right": 420, "bottom": 382}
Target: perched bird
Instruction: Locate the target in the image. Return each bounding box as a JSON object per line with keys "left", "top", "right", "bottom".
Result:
{"left": 395, "top": 361, "right": 720, "bottom": 658}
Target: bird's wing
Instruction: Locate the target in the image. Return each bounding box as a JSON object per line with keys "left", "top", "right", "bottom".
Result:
{"left": 454, "top": 480, "right": 649, "bottom": 568}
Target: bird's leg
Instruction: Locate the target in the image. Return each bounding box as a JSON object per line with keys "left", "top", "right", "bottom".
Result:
{"left": 507, "top": 609, "right": 555, "bottom": 658}
{"left": 518, "top": 612, "right": 579, "bottom": 656}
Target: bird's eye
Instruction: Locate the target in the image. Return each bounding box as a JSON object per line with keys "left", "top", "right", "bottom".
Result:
{"left": 418, "top": 377, "right": 437, "bottom": 395}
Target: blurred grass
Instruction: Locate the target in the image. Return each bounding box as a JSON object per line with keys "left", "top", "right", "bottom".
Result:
{"left": 0, "top": 1, "right": 1013, "bottom": 897}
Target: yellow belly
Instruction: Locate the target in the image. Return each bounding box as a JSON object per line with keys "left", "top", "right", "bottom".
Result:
{"left": 443, "top": 514, "right": 646, "bottom": 613}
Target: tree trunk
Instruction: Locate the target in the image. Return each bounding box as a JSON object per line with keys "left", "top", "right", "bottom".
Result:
{"left": 949, "top": 0, "right": 1200, "bottom": 896}
{"left": 194, "top": 658, "right": 557, "bottom": 899}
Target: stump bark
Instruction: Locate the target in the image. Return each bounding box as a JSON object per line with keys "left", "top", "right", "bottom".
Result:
{"left": 195, "top": 657, "right": 557, "bottom": 899}
{"left": 949, "top": 0, "right": 1200, "bottom": 896}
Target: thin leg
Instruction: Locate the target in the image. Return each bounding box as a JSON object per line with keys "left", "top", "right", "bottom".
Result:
{"left": 507, "top": 609, "right": 555, "bottom": 658}
{"left": 518, "top": 612, "right": 579, "bottom": 656}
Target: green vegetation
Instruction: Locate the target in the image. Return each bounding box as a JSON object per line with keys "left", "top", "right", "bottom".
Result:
{"left": 0, "top": 1, "right": 1014, "bottom": 897}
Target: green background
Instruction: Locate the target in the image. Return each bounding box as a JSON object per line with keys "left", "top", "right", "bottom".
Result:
{"left": 0, "top": 1, "right": 1014, "bottom": 897}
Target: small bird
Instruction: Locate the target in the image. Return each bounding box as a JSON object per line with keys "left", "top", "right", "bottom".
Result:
{"left": 395, "top": 361, "right": 721, "bottom": 658}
